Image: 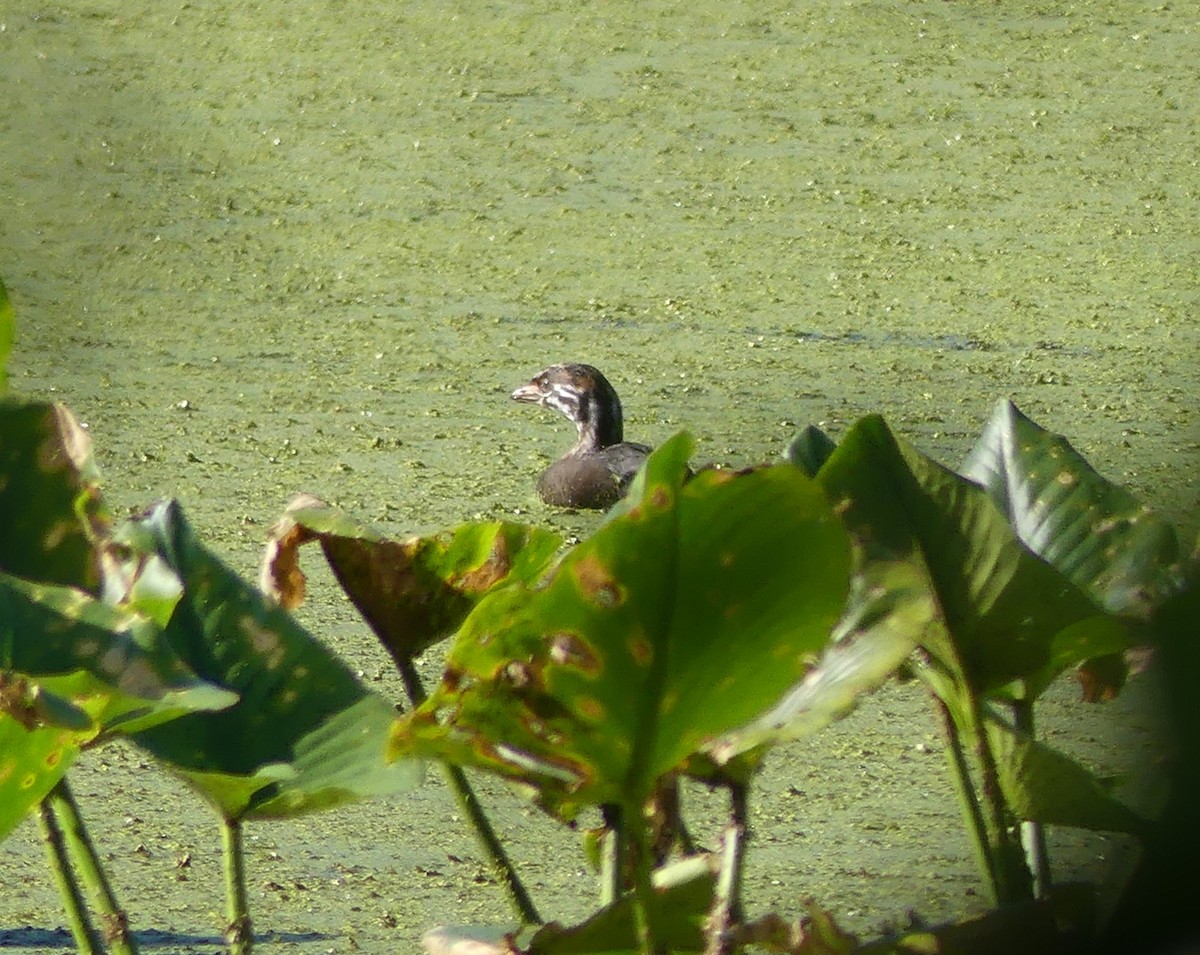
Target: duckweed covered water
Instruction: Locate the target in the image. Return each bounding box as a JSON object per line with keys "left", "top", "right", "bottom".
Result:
{"left": 1, "top": 0, "right": 1195, "bottom": 949}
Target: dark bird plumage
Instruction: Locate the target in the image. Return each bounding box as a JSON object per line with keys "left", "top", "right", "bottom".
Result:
{"left": 511, "top": 363, "right": 652, "bottom": 509}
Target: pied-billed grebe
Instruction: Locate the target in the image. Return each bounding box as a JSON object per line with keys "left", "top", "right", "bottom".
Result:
{"left": 511, "top": 363, "right": 652, "bottom": 509}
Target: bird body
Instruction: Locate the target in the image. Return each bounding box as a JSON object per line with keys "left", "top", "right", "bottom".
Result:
{"left": 511, "top": 363, "right": 651, "bottom": 509}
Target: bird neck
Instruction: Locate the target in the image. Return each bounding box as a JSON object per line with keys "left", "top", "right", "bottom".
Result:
{"left": 569, "top": 389, "right": 624, "bottom": 453}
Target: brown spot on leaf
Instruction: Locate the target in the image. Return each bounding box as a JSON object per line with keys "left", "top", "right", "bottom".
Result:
{"left": 549, "top": 631, "right": 601, "bottom": 676}
{"left": 627, "top": 631, "right": 653, "bottom": 667}
{"left": 240, "top": 617, "right": 286, "bottom": 669}
{"left": 99, "top": 646, "right": 127, "bottom": 678}
{"left": 505, "top": 660, "right": 534, "bottom": 689}
{"left": 572, "top": 553, "right": 622, "bottom": 608}
{"left": 576, "top": 697, "right": 606, "bottom": 722}
{"left": 42, "top": 519, "right": 74, "bottom": 553}
{"left": 456, "top": 531, "right": 512, "bottom": 593}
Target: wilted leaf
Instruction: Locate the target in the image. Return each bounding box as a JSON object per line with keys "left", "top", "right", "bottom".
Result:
{"left": 262, "top": 494, "right": 560, "bottom": 660}
{"left": 125, "top": 500, "right": 422, "bottom": 820}
{"left": 392, "top": 433, "right": 852, "bottom": 814}
{"left": 961, "top": 400, "right": 1184, "bottom": 619}
{"left": 0, "top": 398, "right": 106, "bottom": 590}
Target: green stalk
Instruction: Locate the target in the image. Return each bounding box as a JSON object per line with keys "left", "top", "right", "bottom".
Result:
{"left": 599, "top": 804, "right": 625, "bottom": 907}
{"left": 1011, "top": 696, "right": 1051, "bottom": 898}
{"left": 933, "top": 695, "right": 1000, "bottom": 903}
{"left": 38, "top": 798, "right": 102, "bottom": 955}
{"left": 969, "top": 693, "right": 1033, "bottom": 905}
{"left": 47, "top": 779, "right": 139, "bottom": 954}
{"left": 443, "top": 762, "right": 541, "bottom": 923}
{"left": 395, "top": 654, "right": 540, "bottom": 925}
{"left": 222, "top": 817, "right": 253, "bottom": 954}
{"left": 920, "top": 651, "right": 1032, "bottom": 907}
{"left": 626, "top": 794, "right": 661, "bottom": 955}
{"left": 704, "top": 781, "right": 749, "bottom": 955}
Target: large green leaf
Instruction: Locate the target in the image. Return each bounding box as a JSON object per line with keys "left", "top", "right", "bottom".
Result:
{"left": 0, "top": 398, "right": 106, "bottom": 590}
{"left": 262, "top": 494, "right": 561, "bottom": 660}
{"left": 0, "top": 572, "right": 235, "bottom": 841}
{"left": 391, "top": 433, "right": 852, "bottom": 814}
{"left": 1, "top": 572, "right": 237, "bottom": 737}
{"left": 984, "top": 713, "right": 1148, "bottom": 835}
{"left": 815, "top": 415, "right": 1118, "bottom": 696}
{"left": 0, "top": 277, "right": 13, "bottom": 393}
{"left": 0, "top": 718, "right": 82, "bottom": 842}
{"left": 124, "top": 500, "right": 423, "bottom": 820}
{"left": 706, "top": 558, "right": 929, "bottom": 763}
{"left": 961, "top": 400, "right": 1185, "bottom": 620}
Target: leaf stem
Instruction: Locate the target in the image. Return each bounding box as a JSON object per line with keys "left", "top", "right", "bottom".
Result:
{"left": 704, "top": 781, "right": 749, "bottom": 955}
{"left": 46, "top": 779, "right": 139, "bottom": 954}
{"left": 921, "top": 649, "right": 1032, "bottom": 908}
{"left": 599, "top": 803, "right": 624, "bottom": 907}
{"left": 222, "top": 816, "right": 253, "bottom": 955}
{"left": 1011, "top": 696, "right": 1051, "bottom": 898}
{"left": 933, "top": 694, "right": 1001, "bottom": 902}
{"left": 395, "top": 654, "right": 540, "bottom": 925}
{"left": 970, "top": 694, "right": 1033, "bottom": 905}
{"left": 626, "top": 795, "right": 661, "bottom": 955}
{"left": 38, "top": 797, "right": 102, "bottom": 955}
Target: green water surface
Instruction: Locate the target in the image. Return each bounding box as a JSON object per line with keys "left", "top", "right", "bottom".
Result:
{"left": 1, "top": 0, "right": 1195, "bottom": 949}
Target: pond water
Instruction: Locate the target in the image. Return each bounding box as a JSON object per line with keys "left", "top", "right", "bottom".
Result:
{"left": 1, "top": 0, "right": 1195, "bottom": 950}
